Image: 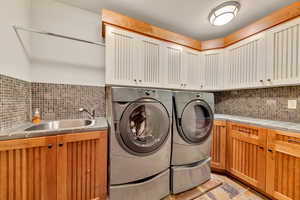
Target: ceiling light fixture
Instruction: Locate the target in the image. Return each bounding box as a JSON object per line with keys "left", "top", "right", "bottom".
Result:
{"left": 208, "top": 1, "right": 240, "bottom": 26}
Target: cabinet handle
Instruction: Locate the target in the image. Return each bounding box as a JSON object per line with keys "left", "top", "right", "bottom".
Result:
{"left": 59, "top": 143, "right": 64, "bottom": 147}
{"left": 268, "top": 149, "right": 273, "bottom": 152}
{"left": 48, "top": 144, "right": 52, "bottom": 149}
{"left": 259, "top": 146, "right": 264, "bottom": 150}
{"left": 259, "top": 80, "right": 263, "bottom": 82}
{"left": 267, "top": 78, "right": 271, "bottom": 82}
{"left": 139, "top": 80, "right": 142, "bottom": 82}
{"left": 238, "top": 129, "right": 251, "bottom": 134}
{"left": 288, "top": 139, "right": 300, "bottom": 144}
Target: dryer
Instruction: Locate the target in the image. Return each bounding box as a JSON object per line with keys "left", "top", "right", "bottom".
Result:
{"left": 171, "top": 91, "right": 214, "bottom": 194}
{"left": 107, "top": 87, "right": 172, "bottom": 200}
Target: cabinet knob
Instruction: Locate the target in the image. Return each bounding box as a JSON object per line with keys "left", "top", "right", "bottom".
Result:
{"left": 267, "top": 78, "right": 271, "bottom": 82}
{"left": 139, "top": 80, "right": 142, "bottom": 82}
{"left": 268, "top": 149, "right": 273, "bottom": 152}
{"left": 48, "top": 144, "right": 52, "bottom": 149}
{"left": 259, "top": 80, "right": 263, "bottom": 82}
{"left": 59, "top": 143, "right": 64, "bottom": 147}
{"left": 134, "top": 79, "right": 137, "bottom": 82}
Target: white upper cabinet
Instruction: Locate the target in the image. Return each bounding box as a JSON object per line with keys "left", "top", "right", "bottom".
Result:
{"left": 106, "top": 18, "right": 300, "bottom": 91}
{"left": 202, "top": 50, "right": 225, "bottom": 91}
{"left": 105, "top": 26, "right": 139, "bottom": 86}
{"left": 182, "top": 48, "right": 202, "bottom": 90}
{"left": 225, "top": 32, "right": 267, "bottom": 89}
{"left": 266, "top": 18, "right": 300, "bottom": 87}
{"left": 163, "top": 43, "right": 185, "bottom": 89}
{"left": 137, "top": 36, "right": 164, "bottom": 87}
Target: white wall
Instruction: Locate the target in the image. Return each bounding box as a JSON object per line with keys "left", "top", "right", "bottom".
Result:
{"left": 0, "top": 0, "right": 31, "bottom": 81}
{"left": 30, "top": 0, "right": 105, "bottom": 86}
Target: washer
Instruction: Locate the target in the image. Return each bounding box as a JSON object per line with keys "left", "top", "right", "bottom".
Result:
{"left": 107, "top": 87, "right": 172, "bottom": 200}
{"left": 171, "top": 91, "right": 214, "bottom": 194}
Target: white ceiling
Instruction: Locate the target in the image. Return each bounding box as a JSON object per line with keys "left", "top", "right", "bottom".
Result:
{"left": 57, "top": 0, "right": 297, "bottom": 40}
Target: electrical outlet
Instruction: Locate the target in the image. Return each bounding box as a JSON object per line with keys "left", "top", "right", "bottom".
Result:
{"left": 288, "top": 100, "right": 297, "bottom": 109}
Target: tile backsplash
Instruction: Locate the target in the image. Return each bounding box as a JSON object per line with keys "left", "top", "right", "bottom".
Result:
{"left": 0, "top": 74, "right": 31, "bottom": 131}
{"left": 31, "top": 83, "right": 105, "bottom": 120}
{"left": 1, "top": 74, "right": 106, "bottom": 131}
{"left": 215, "top": 86, "right": 300, "bottom": 123}
{"left": 3, "top": 72, "right": 300, "bottom": 131}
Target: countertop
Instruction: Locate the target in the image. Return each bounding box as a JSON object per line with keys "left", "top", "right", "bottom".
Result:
{"left": 214, "top": 114, "right": 300, "bottom": 133}
{"left": 0, "top": 117, "right": 108, "bottom": 141}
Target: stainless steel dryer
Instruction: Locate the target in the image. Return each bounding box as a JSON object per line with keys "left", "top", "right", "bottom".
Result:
{"left": 171, "top": 91, "right": 214, "bottom": 194}
{"left": 107, "top": 87, "right": 172, "bottom": 200}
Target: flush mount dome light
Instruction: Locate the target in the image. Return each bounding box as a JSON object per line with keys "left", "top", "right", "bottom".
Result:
{"left": 209, "top": 1, "right": 240, "bottom": 26}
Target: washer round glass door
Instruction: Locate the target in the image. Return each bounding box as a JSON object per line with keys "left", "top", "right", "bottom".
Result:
{"left": 179, "top": 99, "right": 213, "bottom": 144}
{"left": 119, "top": 97, "right": 170, "bottom": 155}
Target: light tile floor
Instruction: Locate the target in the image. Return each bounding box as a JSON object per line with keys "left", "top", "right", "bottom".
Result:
{"left": 195, "top": 173, "right": 271, "bottom": 200}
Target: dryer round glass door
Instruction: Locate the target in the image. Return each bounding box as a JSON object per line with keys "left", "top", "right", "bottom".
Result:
{"left": 119, "top": 97, "right": 170, "bottom": 156}
{"left": 180, "top": 100, "right": 213, "bottom": 144}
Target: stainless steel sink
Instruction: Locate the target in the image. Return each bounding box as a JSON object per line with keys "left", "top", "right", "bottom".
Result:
{"left": 25, "top": 119, "right": 94, "bottom": 132}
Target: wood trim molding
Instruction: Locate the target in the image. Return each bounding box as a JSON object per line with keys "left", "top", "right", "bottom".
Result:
{"left": 101, "top": 1, "right": 300, "bottom": 51}
{"left": 202, "top": 0, "right": 300, "bottom": 50}
{"left": 201, "top": 38, "right": 225, "bottom": 50}
{"left": 102, "top": 9, "right": 202, "bottom": 50}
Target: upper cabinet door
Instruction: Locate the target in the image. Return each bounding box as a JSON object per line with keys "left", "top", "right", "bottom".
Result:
{"left": 266, "top": 18, "right": 300, "bottom": 87}
{"left": 182, "top": 48, "right": 202, "bottom": 90}
{"left": 164, "top": 44, "right": 184, "bottom": 89}
{"left": 137, "top": 36, "right": 164, "bottom": 87}
{"left": 202, "top": 50, "right": 224, "bottom": 91}
{"left": 226, "top": 32, "right": 267, "bottom": 89}
{"left": 105, "top": 26, "right": 139, "bottom": 86}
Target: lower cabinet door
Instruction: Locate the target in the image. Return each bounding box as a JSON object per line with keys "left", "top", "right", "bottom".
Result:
{"left": 227, "top": 122, "right": 267, "bottom": 191}
{"left": 211, "top": 120, "right": 227, "bottom": 171}
{"left": 266, "top": 129, "right": 300, "bottom": 200}
{"left": 57, "top": 131, "right": 107, "bottom": 200}
{"left": 0, "top": 136, "right": 57, "bottom": 200}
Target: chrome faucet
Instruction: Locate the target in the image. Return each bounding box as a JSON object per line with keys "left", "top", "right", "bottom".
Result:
{"left": 79, "top": 108, "right": 96, "bottom": 119}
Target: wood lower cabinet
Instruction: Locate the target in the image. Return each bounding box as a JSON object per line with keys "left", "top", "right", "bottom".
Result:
{"left": 0, "top": 131, "right": 107, "bottom": 200}
{"left": 211, "top": 120, "right": 227, "bottom": 171}
{"left": 227, "top": 122, "right": 267, "bottom": 191}
{"left": 57, "top": 131, "right": 107, "bottom": 200}
{"left": 211, "top": 120, "right": 300, "bottom": 199}
{"left": 0, "top": 136, "right": 57, "bottom": 200}
{"left": 266, "top": 129, "right": 300, "bottom": 200}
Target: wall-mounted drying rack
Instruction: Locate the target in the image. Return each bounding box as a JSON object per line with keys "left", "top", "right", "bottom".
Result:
{"left": 13, "top": 25, "right": 106, "bottom": 47}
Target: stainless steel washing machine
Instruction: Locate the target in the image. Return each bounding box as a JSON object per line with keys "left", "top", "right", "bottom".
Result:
{"left": 171, "top": 91, "right": 214, "bottom": 194}
{"left": 107, "top": 87, "right": 172, "bottom": 200}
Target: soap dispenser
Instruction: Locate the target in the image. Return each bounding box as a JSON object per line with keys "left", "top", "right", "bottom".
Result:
{"left": 32, "top": 108, "right": 41, "bottom": 124}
